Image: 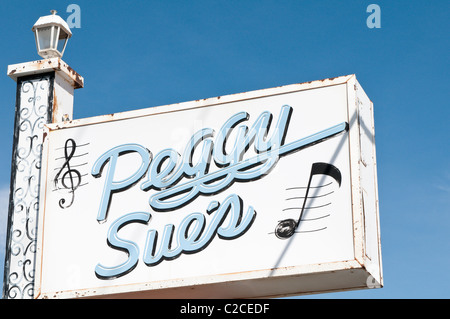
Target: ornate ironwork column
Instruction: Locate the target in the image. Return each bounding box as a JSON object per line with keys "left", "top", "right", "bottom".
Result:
{"left": 3, "top": 58, "right": 83, "bottom": 299}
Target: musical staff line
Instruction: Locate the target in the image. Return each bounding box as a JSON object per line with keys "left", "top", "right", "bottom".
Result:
{"left": 285, "top": 191, "right": 334, "bottom": 200}
{"left": 54, "top": 172, "right": 89, "bottom": 182}
{"left": 269, "top": 226, "right": 328, "bottom": 236}
{"left": 302, "top": 214, "right": 330, "bottom": 221}
{"left": 296, "top": 227, "right": 327, "bottom": 233}
{"left": 52, "top": 182, "right": 89, "bottom": 192}
{"left": 55, "top": 142, "right": 90, "bottom": 150}
{"left": 285, "top": 182, "right": 332, "bottom": 190}
{"left": 55, "top": 152, "right": 89, "bottom": 160}
{"left": 54, "top": 162, "right": 88, "bottom": 170}
{"left": 277, "top": 213, "right": 331, "bottom": 223}
{"left": 282, "top": 202, "right": 332, "bottom": 211}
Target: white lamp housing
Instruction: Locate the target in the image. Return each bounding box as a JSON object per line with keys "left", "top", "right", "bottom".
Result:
{"left": 32, "top": 10, "right": 72, "bottom": 59}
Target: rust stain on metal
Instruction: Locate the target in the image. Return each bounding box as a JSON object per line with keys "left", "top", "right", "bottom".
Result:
{"left": 52, "top": 89, "right": 58, "bottom": 123}
{"left": 65, "top": 63, "right": 84, "bottom": 89}
{"left": 295, "top": 75, "right": 346, "bottom": 87}
{"left": 319, "top": 77, "right": 336, "bottom": 82}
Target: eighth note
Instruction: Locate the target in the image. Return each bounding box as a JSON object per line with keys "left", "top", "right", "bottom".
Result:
{"left": 54, "top": 138, "right": 82, "bottom": 209}
{"left": 275, "top": 162, "right": 342, "bottom": 239}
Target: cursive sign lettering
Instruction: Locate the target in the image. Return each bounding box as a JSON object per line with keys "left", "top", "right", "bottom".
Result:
{"left": 92, "top": 105, "right": 347, "bottom": 221}
{"left": 91, "top": 105, "right": 348, "bottom": 279}
{"left": 95, "top": 194, "right": 256, "bottom": 279}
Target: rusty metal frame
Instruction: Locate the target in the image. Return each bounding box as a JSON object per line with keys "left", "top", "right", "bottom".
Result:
{"left": 34, "top": 75, "right": 382, "bottom": 298}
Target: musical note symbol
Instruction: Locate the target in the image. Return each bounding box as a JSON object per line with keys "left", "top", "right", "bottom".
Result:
{"left": 54, "top": 138, "right": 82, "bottom": 209}
{"left": 275, "top": 162, "right": 342, "bottom": 239}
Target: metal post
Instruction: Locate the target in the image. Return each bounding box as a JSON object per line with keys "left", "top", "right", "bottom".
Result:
{"left": 3, "top": 58, "right": 83, "bottom": 299}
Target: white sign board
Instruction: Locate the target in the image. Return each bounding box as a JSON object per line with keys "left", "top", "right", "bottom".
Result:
{"left": 35, "top": 75, "right": 382, "bottom": 298}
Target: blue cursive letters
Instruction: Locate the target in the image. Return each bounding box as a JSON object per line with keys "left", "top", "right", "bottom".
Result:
{"left": 95, "top": 194, "right": 255, "bottom": 279}
{"left": 92, "top": 144, "right": 152, "bottom": 222}
{"left": 91, "top": 105, "right": 348, "bottom": 279}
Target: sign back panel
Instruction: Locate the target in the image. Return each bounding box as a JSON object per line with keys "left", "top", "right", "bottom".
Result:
{"left": 35, "top": 75, "right": 382, "bottom": 298}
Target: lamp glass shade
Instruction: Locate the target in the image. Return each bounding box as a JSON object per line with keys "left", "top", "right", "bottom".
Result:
{"left": 56, "top": 28, "right": 69, "bottom": 54}
{"left": 37, "top": 26, "right": 53, "bottom": 52}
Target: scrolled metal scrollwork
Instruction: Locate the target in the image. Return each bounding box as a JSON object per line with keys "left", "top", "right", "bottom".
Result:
{"left": 3, "top": 74, "right": 54, "bottom": 299}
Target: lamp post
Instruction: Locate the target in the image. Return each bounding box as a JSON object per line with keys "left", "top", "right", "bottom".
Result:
{"left": 3, "top": 10, "right": 83, "bottom": 299}
{"left": 32, "top": 10, "right": 72, "bottom": 59}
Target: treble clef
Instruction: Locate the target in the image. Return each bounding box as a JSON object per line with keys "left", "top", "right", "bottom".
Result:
{"left": 54, "top": 138, "right": 81, "bottom": 209}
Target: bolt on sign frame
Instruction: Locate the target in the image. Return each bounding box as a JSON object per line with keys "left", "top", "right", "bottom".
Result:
{"left": 34, "top": 74, "right": 382, "bottom": 299}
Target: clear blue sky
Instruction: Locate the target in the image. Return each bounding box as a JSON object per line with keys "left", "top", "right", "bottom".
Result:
{"left": 0, "top": 0, "right": 448, "bottom": 298}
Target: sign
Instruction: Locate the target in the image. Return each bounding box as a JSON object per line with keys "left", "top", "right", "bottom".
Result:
{"left": 35, "top": 75, "right": 382, "bottom": 298}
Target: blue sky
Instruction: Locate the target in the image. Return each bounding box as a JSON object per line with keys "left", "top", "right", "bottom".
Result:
{"left": 0, "top": 0, "right": 448, "bottom": 298}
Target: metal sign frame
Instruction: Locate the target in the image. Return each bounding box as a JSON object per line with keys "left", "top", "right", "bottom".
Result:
{"left": 34, "top": 74, "right": 382, "bottom": 298}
